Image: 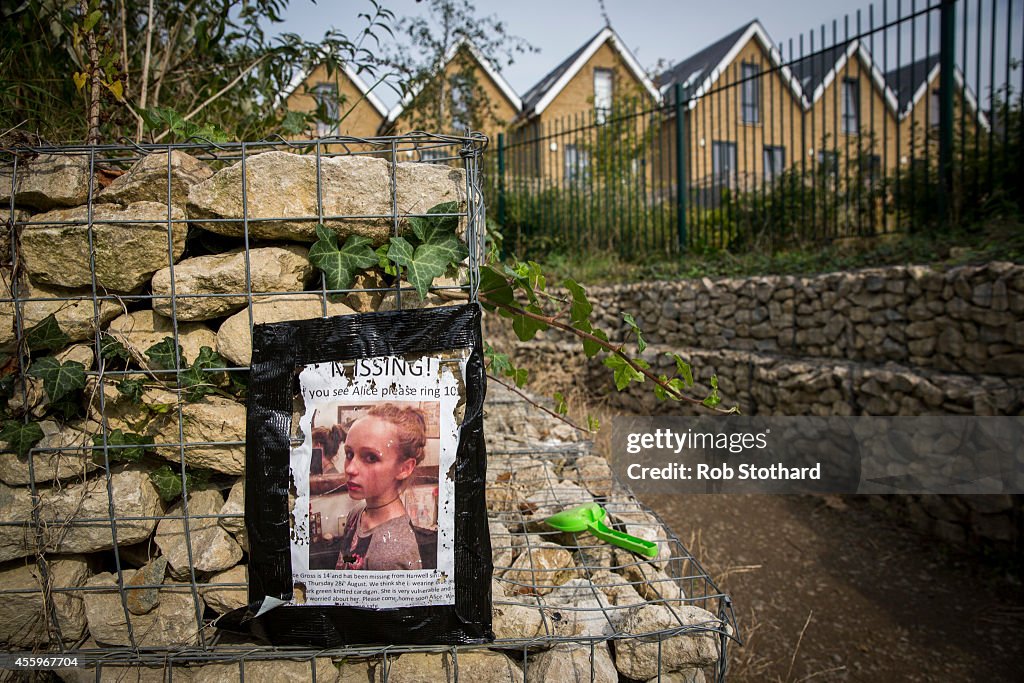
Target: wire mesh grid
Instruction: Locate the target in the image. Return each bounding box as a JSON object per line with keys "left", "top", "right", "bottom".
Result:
{"left": 0, "top": 136, "right": 736, "bottom": 680}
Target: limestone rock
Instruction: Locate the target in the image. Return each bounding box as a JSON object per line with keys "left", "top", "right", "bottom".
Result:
{"left": 216, "top": 294, "right": 355, "bottom": 366}
{"left": 201, "top": 564, "right": 248, "bottom": 614}
{"left": 107, "top": 309, "right": 218, "bottom": 369}
{"left": 20, "top": 201, "right": 187, "bottom": 291}
{"left": 491, "top": 579, "right": 543, "bottom": 641}
{"left": 530, "top": 644, "right": 617, "bottom": 683}
{"left": 191, "top": 659, "right": 339, "bottom": 683}
{"left": 489, "top": 519, "right": 520, "bottom": 569}
{"left": 0, "top": 468, "right": 163, "bottom": 562}
{"left": 94, "top": 382, "right": 246, "bottom": 475}
{"left": 589, "top": 570, "right": 647, "bottom": 626}
{"left": 0, "top": 555, "right": 91, "bottom": 646}
{"left": 502, "top": 542, "right": 576, "bottom": 595}
{"left": 125, "top": 555, "right": 168, "bottom": 615}
{"left": 83, "top": 573, "right": 200, "bottom": 647}
{"left": 155, "top": 489, "right": 242, "bottom": 579}
{"left": 0, "top": 153, "right": 93, "bottom": 210}
{"left": 151, "top": 246, "right": 312, "bottom": 321}
{"left": 57, "top": 663, "right": 191, "bottom": 683}
{"left": 219, "top": 478, "right": 246, "bottom": 538}
{"left": 342, "top": 271, "right": 387, "bottom": 312}
{"left": 97, "top": 151, "right": 213, "bottom": 206}
{"left": 566, "top": 454, "right": 614, "bottom": 498}
{"left": 187, "top": 151, "right": 465, "bottom": 243}
{"left": 645, "top": 671, "right": 706, "bottom": 683}
{"left": 547, "top": 578, "right": 615, "bottom": 637}
{"left": 377, "top": 288, "right": 448, "bottom": 311}
{"left": 621, "top": 562, "right": 685, "bottom": 604}
{"left": 20, "top": 275, "right": 123, "bottom": 342}
{"left": 613, "top": 605, "right": 722, "bottom": 680}
{"left": 0, "top": 418, "right": 98, "bottom": 485}
{"left": 0, "top": 268, "right": 15, "bottom": 351}
{"left": 387, "top": 651, "right": 522, "bottom": 683}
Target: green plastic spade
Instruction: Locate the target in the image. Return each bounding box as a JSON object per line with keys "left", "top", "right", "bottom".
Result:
{"left": 545, "top": 502, "right": 659, "bottom": 559}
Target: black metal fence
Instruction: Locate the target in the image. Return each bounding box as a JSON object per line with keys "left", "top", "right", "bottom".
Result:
{"left": 487, "top": 0, "right": 1024, "bottom": 260}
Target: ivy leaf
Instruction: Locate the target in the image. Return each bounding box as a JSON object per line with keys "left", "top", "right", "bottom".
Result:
{"left": 388, "top": 234, "right": 468, "bottom": 299}
{"left": 25, "top": 315, "right": 70, "bottom": 352}
{"left": 0, "top": 420, "right": 44, "bottom": 457}
{"left": 181, "top": 346, "right": 228, "bottom": 402}
{"left": 654, "top": 375, "right": 670, "bottom": 402}
{"left": 375, "top": 243, "right": 397, "bottom": 276}
{"left": 553, "top": 391, "right": 568, "bottom": 415}
{"left": 484, "top": 343, "right": 528, "bottom": 388}
{"left": 149, "top": 465, "right": 185, "bottom": 502}
{"left": 407, "top": 201, "right": 460, "bottom": 245}
{"left": 574, "top": 319, "right": 609, "bottom": 358}
{"left": 145, "top": 337, "right": 186, "bottom": 371}
{"left": 702, "top": 375, "right": 722, "bottom": 408}
{"left": 117, "top": 378, "right": 146, "bottom": 404}
{"left": 50, "top": 392, "right": 84, "bottom": 420}
{"left": 308, "top": 225, "right": 378, "bottom": 291}
{"left": 26, "top": 358, "right": 86, "bottom": 402}
{"left": 148, "top": 465, "right": 210, "bottom": 503}
{"left": 586, "top": 415, "right": 600, "bottom": 431}
{"left": 623, "top": 313, "right": 647, "bottom": 354}
{"left": 92, "top": 429, "right": 148, "bottom": 462}
{"left": 511, "top": 304, "right": 548, "bottom": 342}
{"left": 669, "top": 353, "right": 694, "bottom": 387}
{"left": 563, "top": 278, "right": 592, "bottom": 324}
{"left": 603, "top": 354, "right": 648, "bottom": 391}
{"left": 478, "top": 265, "right": 515, "bottom": 309}
{"left": 100, "top": 334, "right": 131, "bottom": 362}
{"left": 72, "top": 71, "right": 88, "bottom": 91}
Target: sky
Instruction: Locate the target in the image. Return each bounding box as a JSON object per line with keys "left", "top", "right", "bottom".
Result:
{"left": 273, "top": 0, "right": 1021, "bottom": 110}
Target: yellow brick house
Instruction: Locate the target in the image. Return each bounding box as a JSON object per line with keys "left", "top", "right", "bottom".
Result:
{"left": 280, "top": 62, "right": 389, "bottom": 139}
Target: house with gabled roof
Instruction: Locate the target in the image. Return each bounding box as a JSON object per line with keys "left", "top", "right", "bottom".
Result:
{"left": 509, "top": 25, "right": 661, "bottom": 184}
{"left": 789, "top": 39, "right": 902, "bottom": 183}
{"left": 280, "top": 62, "right": 389, "bottom": 139}
{"left": 884, "top": 54, "right": 989, "bottom": 165}
{"left": 380, "top": 37, "right": 521, "bottom": 145}
{"left": 657, "top": 20, "right": 807, "bottom": 195}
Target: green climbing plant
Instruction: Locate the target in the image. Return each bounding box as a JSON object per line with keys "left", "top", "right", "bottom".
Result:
{"left": 305, "top": 201, "right": 734, "bottom": 429}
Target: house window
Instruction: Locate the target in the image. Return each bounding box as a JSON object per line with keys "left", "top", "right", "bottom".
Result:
{"left": 450, "top": 82, "right": 471, "bottom": 133}
{"left": 842, "top": 77, "right": 860, "bottom": 134}
{"left": 564, "top": 144, "right": 590, "bottom": 183}
{"left": 594, "top": 68, "right": 613, "bottom": 124}
{"left": 929, "top": 88, "right": 940, "bottom": 128}
{"left": 859, "top": 154, "right": 882, "bottom": 185}
{"left": 741, "top": 62, "right": 761, "bottom": 124}
{"left": 712, "top": 141, "right": 737, "bottom": 186}
{"left": 818, "top": 150, "right": 839, "bottom": 177}
{"left": 763, "top": 145, "right": 785, "bottom": 181}
{"left": 312, "top": 82, "right": 339, "bottom": 137}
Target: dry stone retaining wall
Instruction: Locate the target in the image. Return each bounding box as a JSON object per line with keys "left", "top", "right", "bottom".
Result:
{"left": 487, "top": 262, "right": 1024, "bottom": 553}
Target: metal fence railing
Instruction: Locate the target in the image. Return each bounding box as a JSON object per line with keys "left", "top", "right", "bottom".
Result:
{"left": 486, "top": 0, "right": 1024, "bottom": 260}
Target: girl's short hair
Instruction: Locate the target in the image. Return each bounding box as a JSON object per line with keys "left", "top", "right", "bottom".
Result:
{"left": 365, "top": 403, "right": 427, "bottom": 466}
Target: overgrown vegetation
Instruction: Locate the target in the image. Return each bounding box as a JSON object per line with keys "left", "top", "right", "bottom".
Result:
{"left": 0, "top": 0, "right": 394, "bottom": 143}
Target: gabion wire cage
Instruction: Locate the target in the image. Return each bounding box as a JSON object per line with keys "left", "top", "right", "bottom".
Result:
{"left": 0, "top": 134, "right": 737, "bottom": 681}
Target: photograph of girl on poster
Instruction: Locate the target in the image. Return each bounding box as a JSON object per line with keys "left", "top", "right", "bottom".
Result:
{"left": 307, "top": 402, "right": 439, "bottom": 572}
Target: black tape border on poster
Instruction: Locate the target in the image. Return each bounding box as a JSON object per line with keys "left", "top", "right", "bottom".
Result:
{"left": 226, "top": 303, "right": 492, "bottom": 646}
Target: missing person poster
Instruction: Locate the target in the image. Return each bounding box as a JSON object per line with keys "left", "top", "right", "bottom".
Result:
{"left": 289, "top": 351, "right": 466, "bottom": 609}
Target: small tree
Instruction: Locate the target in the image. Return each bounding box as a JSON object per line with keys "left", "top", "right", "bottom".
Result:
{"left": 382, "top": 0, "right": 534, "bottom": 133}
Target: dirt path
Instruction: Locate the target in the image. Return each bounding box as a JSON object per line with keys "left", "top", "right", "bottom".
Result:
{"left": 646, "top": 494, "right": 1024, "bottom": 682}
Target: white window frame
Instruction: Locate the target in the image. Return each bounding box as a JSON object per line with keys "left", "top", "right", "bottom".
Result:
{"left": 312, "top": 82, "right": 340, "bottom": 137}
{"left": 594, "top": 68, "right": 613, "bottom": 124}
{"left": 763, "top": 145, "right": 785, "bottom": 181}
{"left": 842, "top": 77, "right": 860, "bottom": 134}
{"left": 741, "top": 62, "right": 761, "bottom": 124}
